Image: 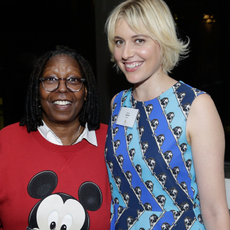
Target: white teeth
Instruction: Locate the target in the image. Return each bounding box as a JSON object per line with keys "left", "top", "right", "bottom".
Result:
{"left": 125, "top": 62, "right": 142, "bottom": 69}
{"left": 53, "top": 101, "right": 71, "bottom": 105}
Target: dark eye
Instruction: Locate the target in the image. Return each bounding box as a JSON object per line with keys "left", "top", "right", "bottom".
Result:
{"left": 61, "top": 225, "right": 67, "bottom": 230}
{"left": 44, "top": 77, "right": 58, "bottom": 83}
{"left": 67, "top": 77, "right": 81, "bottom": 85}
{"left": 136, "top": 39, "right": 145, "bottom": 44}
{"left": 50, "top": 221, "right": 56, "bottom": 230}
{"left": 67, "top": 77, "right": 79, "bottom": 82}
{"left": 115, "top": 40, "right": 124, "bottom": 46}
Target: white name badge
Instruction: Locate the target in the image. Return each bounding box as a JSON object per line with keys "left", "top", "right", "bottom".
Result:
{"left": 116, "top": 107, "right": 139, "bottom": 128}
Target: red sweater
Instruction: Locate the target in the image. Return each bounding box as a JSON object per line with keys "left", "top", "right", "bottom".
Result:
{"left": 0, "top": 123, "right": 111, "bottom": 230}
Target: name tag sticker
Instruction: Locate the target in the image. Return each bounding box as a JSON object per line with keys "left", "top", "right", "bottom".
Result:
{"left": 116, "top": 107, "right": 139, "bottom": 128}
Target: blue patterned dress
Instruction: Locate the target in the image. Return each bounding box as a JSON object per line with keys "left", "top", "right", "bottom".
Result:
{"left": 105, "top": 81, "right": 206, "bottom": 230}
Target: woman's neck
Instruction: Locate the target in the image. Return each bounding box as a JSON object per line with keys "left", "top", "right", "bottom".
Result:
{"left": 132, "top": 72, "right": 177, "bottom": 102}
{"left": 42, "top": 119, "right": 83, "bottom": 145}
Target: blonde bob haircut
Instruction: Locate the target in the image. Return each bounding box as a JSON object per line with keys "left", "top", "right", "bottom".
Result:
{"left": 105, "top": 0, "right": 189, "bottom": 74}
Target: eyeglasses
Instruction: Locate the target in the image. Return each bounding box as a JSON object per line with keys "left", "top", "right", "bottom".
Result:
{"left": 39, "top": 76, "right": 85, "bottom": 92}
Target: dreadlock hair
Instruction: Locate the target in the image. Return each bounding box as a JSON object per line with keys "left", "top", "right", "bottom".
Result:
{"left": 20, "top": 45, "right": 100, "bottom": 132}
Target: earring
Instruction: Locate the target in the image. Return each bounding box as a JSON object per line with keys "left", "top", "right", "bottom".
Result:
{"left": 38, "top": 104, "right": 42, "bottom": 114}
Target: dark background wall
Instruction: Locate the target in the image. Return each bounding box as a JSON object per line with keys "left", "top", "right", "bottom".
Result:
{"left": 0, "top": 0, "right": 229, "bottom": 160}
{"left": 0, "top": 0, "right": 96, "bottom": 125}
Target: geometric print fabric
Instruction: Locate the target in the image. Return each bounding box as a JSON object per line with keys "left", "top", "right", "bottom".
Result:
{"left": 105, "top": 81, "right": 206, "bottom": 230}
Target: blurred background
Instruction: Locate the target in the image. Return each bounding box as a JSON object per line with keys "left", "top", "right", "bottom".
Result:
{"left": 0, "top": 0, "right": 229, "bottom": 161}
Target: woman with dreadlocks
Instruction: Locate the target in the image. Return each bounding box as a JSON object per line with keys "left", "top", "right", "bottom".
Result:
{"left": 0, "top": 46, "right": 111, "bottom": 230}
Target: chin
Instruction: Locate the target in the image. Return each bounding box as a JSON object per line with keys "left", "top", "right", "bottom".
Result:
{"left": 125, "top": 76, "right": 144, "bottom": 85}
{"left": 44, "top": 116, "right": 77, "bottom": 125}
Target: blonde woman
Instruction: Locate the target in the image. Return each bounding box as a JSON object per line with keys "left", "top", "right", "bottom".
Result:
{"left": 104, "top": 0, "right": 230, "bottom": 229}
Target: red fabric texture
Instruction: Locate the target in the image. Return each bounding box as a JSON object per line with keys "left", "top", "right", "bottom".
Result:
{"left": 0, "top": 123, "right": 111, "bottom": 230}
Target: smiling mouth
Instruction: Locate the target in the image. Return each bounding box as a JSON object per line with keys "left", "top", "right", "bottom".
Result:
{"left": 125, "top": 62, "right": 143, "bottom": 69}
{"left": 53, "top": 101, "right": 72, "bottom": 105}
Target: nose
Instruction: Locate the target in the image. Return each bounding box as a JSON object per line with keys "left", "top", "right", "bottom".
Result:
{"left": 122, "top": 42, "right": 134, "bottom": 60}
{"left": 57, "top": 78, "right": 68, "bottom": 93}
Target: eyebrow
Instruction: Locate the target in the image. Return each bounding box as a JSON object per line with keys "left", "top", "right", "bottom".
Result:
{"left": 114, "top": 34, "right": 149, "bottom": 40}
{"left": 114, "top": 36, "right": 123, "bottom": 40}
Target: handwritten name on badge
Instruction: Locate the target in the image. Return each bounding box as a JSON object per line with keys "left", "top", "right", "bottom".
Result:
{"left": 116, "top": 107, "right": 139, "bottom": 128}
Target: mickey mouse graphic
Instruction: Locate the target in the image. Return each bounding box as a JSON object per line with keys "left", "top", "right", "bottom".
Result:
{"left": 26, "top": 170, "right": 102, "bottom": 230}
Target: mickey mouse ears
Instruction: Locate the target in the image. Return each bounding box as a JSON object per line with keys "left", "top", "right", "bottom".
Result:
{"left": 27, "top": 171, "right": 58, "bottom": 199}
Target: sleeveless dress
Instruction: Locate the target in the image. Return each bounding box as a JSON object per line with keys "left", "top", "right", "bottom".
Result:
{"left": 105, "top": 81, "right": 206, "bottom": 230}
